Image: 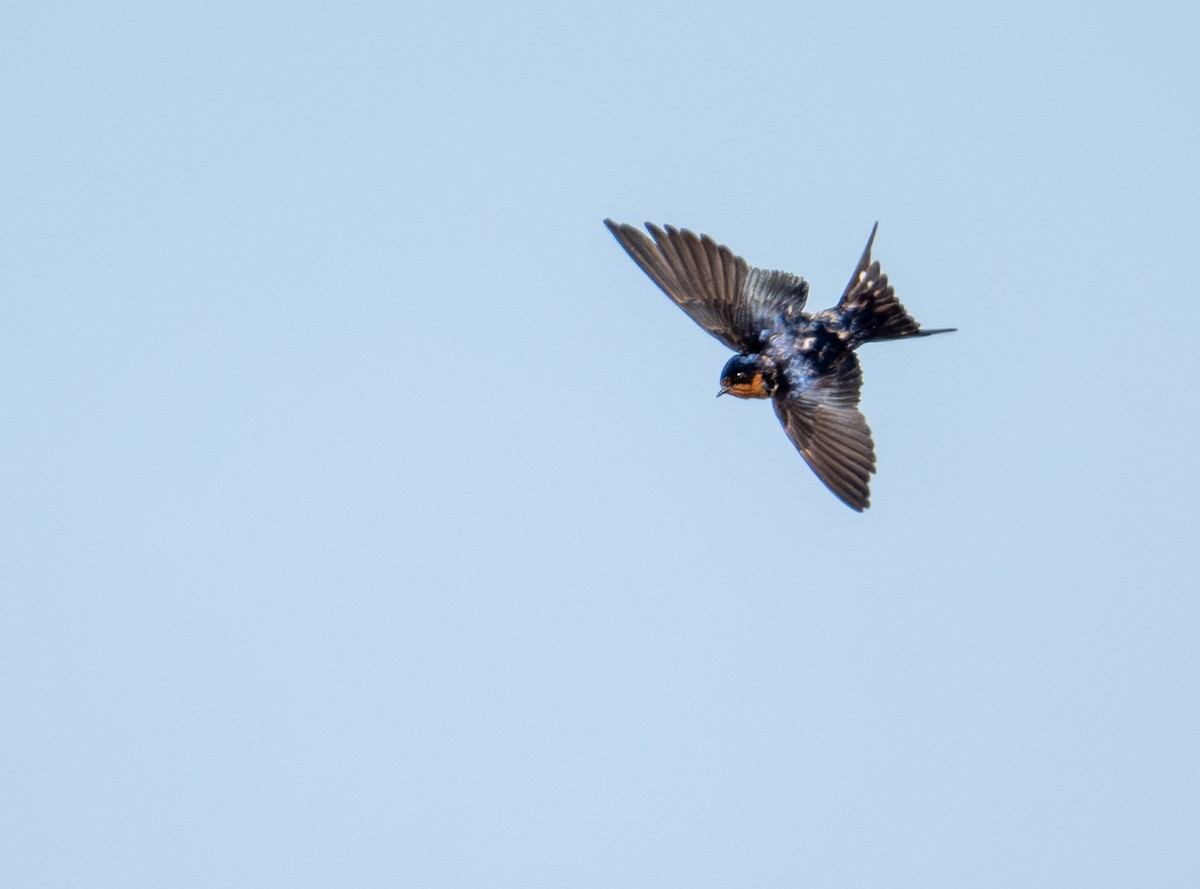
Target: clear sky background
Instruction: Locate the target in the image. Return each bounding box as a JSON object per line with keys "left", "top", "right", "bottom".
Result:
{"left": 3, "top": 1, "right": 1198, "bottom": 886}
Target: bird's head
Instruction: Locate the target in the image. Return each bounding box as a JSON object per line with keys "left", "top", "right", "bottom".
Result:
{"left": 718, "top": 354, "right": 776, "bottom": 399}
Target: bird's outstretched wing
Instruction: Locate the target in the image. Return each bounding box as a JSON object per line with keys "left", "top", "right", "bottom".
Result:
{"left": 773, "top": 350, "right": 876, "bottom": 511}
{"left": 604, "top": 219, "right": 809, "bottom": 353}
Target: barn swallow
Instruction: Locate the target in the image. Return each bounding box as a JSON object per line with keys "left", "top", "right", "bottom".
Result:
{"left": 603, "top": 219, "right": 954, "bottom": 510}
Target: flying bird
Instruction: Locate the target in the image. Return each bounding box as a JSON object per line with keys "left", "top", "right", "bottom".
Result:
{"left": 603, "top": 219, "right": 954, "bottom": 510}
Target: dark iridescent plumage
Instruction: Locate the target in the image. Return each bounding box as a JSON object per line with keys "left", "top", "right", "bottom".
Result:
{"left": 603, "top": 219, "right": 954, "bottom": 511}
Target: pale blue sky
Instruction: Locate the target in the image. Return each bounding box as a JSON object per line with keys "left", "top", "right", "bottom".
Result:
{"left": 3, "top": 1, "right": 1198, "bottom": 886}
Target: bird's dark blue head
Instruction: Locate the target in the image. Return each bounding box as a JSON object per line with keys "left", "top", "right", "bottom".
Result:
{"left": 718, "top": 353, "right": 775, "bottom": 399}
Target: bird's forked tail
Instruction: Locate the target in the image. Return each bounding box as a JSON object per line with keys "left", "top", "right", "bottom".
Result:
{"left": 824, "top": 223, "right": 956, "bottom": 347}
